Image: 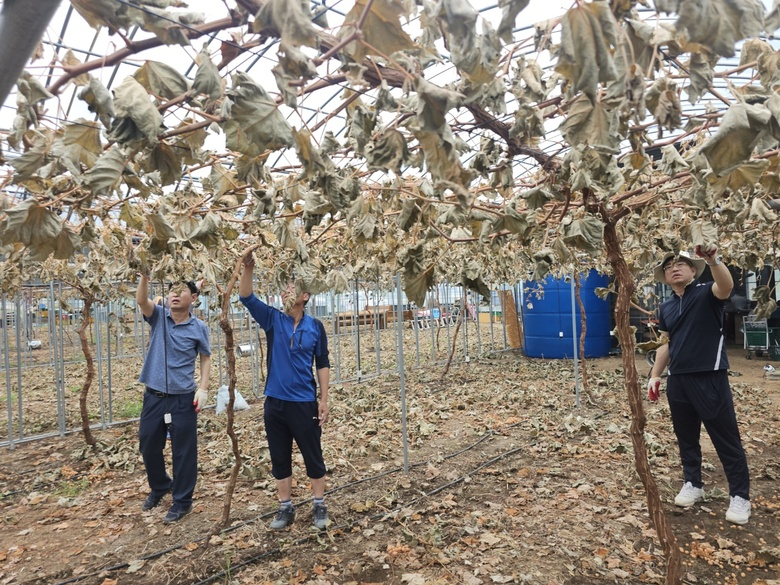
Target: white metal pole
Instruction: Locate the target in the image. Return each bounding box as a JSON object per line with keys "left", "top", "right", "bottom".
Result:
{"left": 571, "top": 275, "right": 580, "bottom": 408}
{"left": 396, "top": 275, "right": 409, "bottom": 474}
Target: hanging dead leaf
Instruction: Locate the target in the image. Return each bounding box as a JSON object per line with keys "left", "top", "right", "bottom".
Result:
{"left": 253, "top": 0, "right": 318, "bottom": 48}
{"left": 700, "top": 102, "right": 772, "bottom": 175}
{"left": 497, "top": 0, "right": 531, "bottom": 43}
{"left": 78, "top": 76, "right": 115, "bottom": 128}
{"left": 133, "top": 61, "right": 189, "bottom": 100}
{"left": 52, "top": 119, "right": 103, "bottom": 176}
{"left": 689, "top": 219, "right": 718, "bottom": 248}
{"left": 340, "top": 0, "right": 417, "bottom": 62}
{"left": 708, "top": 159, "right": 770, "bottom": 194}
{"left": 562, "top": 214, "right": 605, "bottom": 254}
{"left": 560, "top": 97, "right": 620, "bottom": 150}
{"left": 645, "top": 77, "right": 682, "bottom": 131}
{"left": 674, "top": 0, "right": 764, "bottom": 58}
{"left": 82, "top": 145, "right": 129, "bottom": 196}
{"left": 0, "top": 199, "right": 81, "bottom": 261}
{"left": 192, "top": 44, "right": 223, "bottom": 100}
{"left": 108, "top": 76, "right": 165, "bottom": 145}
{"left": 221, "top": 73, "right": 294, "bottom": 157}
{"left": 555, "top": 1, "right": 618, "bottom": 102}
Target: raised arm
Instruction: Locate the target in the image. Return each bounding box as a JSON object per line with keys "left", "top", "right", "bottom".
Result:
{"left": 697, "top": 245, "right": 733, "bottom": 301}
{"left": 136, "top": 274, "right": 155, "bottom": 318}
{"left": 239, "top": 252, "right": 255, "bottom": 298}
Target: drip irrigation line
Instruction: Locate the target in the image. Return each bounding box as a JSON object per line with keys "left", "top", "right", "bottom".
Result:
{"left": 48, "top": 425, "right": 522, "bottom": 585}
{"left": 191, "top": 442, "right": 530, "bottom": 585}
{"left": 0, "top": 471, "right": 90, "bottom": 500}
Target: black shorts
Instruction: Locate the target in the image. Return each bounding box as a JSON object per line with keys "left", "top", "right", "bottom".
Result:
{"left": 263, "top": 396, "right": 326, "bottom": 480}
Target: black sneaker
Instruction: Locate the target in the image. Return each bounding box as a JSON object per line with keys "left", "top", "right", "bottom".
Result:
{"left": 142, "top": 490, "right": 168, "bottom": 511}
{"left": 163, "top": 505, "right": 192, "bottom": 524}
{"left": 269, "top": 506, "right": 295, "bottom": 530}
{"left": 312, "top": 504, "right": 328, "bottom": 530}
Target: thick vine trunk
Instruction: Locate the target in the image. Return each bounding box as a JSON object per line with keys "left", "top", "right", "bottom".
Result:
{"left": 573, "top": 273, "right": 589, "bottom": 394}
{"left": 499, "top": 290, "right": 522, "bottom": 349}
{"left": 212, "top": 245, "right": 260, "bottom": 533}
{"left": 441, "top": 308, "right": 464, "bottom": 377}
{"left": 77, "top": 297, "right": 96, "bottom": 447}
{"left": 603, "top": 219, "right": 681, "bottom": 584}
{"left": 216, "top": 308, "right": 240, "bottom": 530}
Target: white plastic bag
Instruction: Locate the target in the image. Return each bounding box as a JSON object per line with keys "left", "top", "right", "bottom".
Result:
{"left": 215, "top": 384, "right": 250, "bottom": 414}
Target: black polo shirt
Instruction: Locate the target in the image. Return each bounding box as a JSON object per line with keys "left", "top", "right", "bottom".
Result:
{"left": 657, "top": 280, "right": 729, "bottom": 375}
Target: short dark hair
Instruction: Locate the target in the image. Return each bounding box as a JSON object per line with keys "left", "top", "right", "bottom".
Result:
{"left": 169, "top": 281, "right": 199, "bottom": 295}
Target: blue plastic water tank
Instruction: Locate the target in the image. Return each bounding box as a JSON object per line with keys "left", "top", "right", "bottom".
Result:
{"left": 522, "top": 270, "right": 611, "bottom": 359}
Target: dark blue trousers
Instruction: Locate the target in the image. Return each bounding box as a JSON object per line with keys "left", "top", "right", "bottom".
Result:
{"left": 139, "top": 389, "right": 198, "bottom": 508}
{"left": 667, "top": 370, "right": 750, "bottom": 499}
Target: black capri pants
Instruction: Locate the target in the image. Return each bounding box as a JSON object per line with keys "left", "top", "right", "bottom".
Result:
{"left": 264, "top": 396, "right": 326, "bottom": 480}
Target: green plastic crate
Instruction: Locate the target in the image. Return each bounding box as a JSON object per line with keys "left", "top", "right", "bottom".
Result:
{"left": 745, "top": 330, "right": 768, "bottom": 348}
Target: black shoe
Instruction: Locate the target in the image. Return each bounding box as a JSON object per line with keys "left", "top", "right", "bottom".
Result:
{"left": 269, "top": 506, "right": 295, "bottom": 529}
{"left": 142, "top": 490, "right": 168, "bottom": 511}
{"left": 312, "top": 504, "right": 328, "bottom": 530}
{"left": 163, "top": 505, "right": 192, "bottom": 524}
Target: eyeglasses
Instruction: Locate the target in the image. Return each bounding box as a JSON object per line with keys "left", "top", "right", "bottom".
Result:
{"left": 663, "top": 261, "right": 692, "bottom": 272}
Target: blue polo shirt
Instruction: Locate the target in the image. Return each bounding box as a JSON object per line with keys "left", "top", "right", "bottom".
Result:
{"left": 239, "top": 293, "right": 330, "bottom": 402}
{"left": 139, "top": 305, "right": 211, "bottom": 393}
{"left": 657, "top": 280, "right": 729, "bottom": 375}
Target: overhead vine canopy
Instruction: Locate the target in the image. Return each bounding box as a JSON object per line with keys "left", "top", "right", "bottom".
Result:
{"left": 0, "top": 0, "right": 778, "bottom": 307}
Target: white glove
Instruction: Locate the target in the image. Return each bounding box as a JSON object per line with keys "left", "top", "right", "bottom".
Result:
{"left": 647, "top": 377, "right": 662, "bottom": 402}
{"left": 193, "top": 388, "right": 208, "bottom": 413}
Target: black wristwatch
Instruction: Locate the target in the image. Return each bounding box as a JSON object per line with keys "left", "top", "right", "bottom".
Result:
{"left": 706, "top": 255, "right": 723, "bottom": 266}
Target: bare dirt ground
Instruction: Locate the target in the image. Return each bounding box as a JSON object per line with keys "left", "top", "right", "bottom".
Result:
{"left": 0, "top": 346, "right": 778, "bottom": 585}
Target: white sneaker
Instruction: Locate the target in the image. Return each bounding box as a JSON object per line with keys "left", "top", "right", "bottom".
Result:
{"left": 674, "top": 482, "right": 704, "bottom": 507}
{"left": 725, "top": 496, "right": 751, "bottom": 525}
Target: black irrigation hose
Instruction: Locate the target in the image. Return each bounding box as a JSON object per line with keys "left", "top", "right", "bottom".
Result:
{"left": 0, "top": 471, "right": 90, "bottom": 501}
{"left": 50, "top": 422, "right": 527, "bottom": 585}
{"left": 192, "top": 442, "right": 531, "bottom": 585}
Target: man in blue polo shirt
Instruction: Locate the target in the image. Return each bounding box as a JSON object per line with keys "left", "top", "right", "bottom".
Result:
{"left": 647, "top": 245, "right": 751, "bottom": 525}
{"left": 136, "top": 276, "right": 211, "bottom": 524}
{"left": 238, "top": 251, "right": 331, "bottom": 530}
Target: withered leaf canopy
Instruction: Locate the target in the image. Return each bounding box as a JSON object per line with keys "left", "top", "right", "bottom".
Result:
{"left": 1, "top": 0, "right": 779, "bottom": 311}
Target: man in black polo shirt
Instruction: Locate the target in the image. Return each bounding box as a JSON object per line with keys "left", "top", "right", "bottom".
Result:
{"left": 647, "top": 246, "right": 750, "bottom": 525}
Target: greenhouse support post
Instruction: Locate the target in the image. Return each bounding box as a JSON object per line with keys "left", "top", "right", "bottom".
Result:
{"left": 95, "top": 305, "right": 106, "bottom": 428}
{"left": 488, "top": 292, "right": 495, "bottom": 348}
{"left": 474, "top": 290, "right": 482, "bottom": 356}
{"left": 14, "top": 296, "right": 23, "bottom": 441}
{"left": 413, "top": 308, "right": 421, "bottom": 367}
{"left": 106, "top": 305, "right": 114, "bottom": 424}
{"left": 50, "top": 283, "right": 66, "bottom": 436}
{"left": 395, "top": 275, "right": 409, "bottom": 474}
{"left": 374, "top": 283, "right": 381, "bottom": 376}
{"left": 3, "top": 294, "right": 13, "bottom": 449}
{"left": 353, "top": 281, "right": 362, "bottom": 380}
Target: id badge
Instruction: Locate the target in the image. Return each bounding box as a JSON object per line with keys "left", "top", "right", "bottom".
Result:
{"left": 164, "top": 413, "right": 172, "bottom": 424}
